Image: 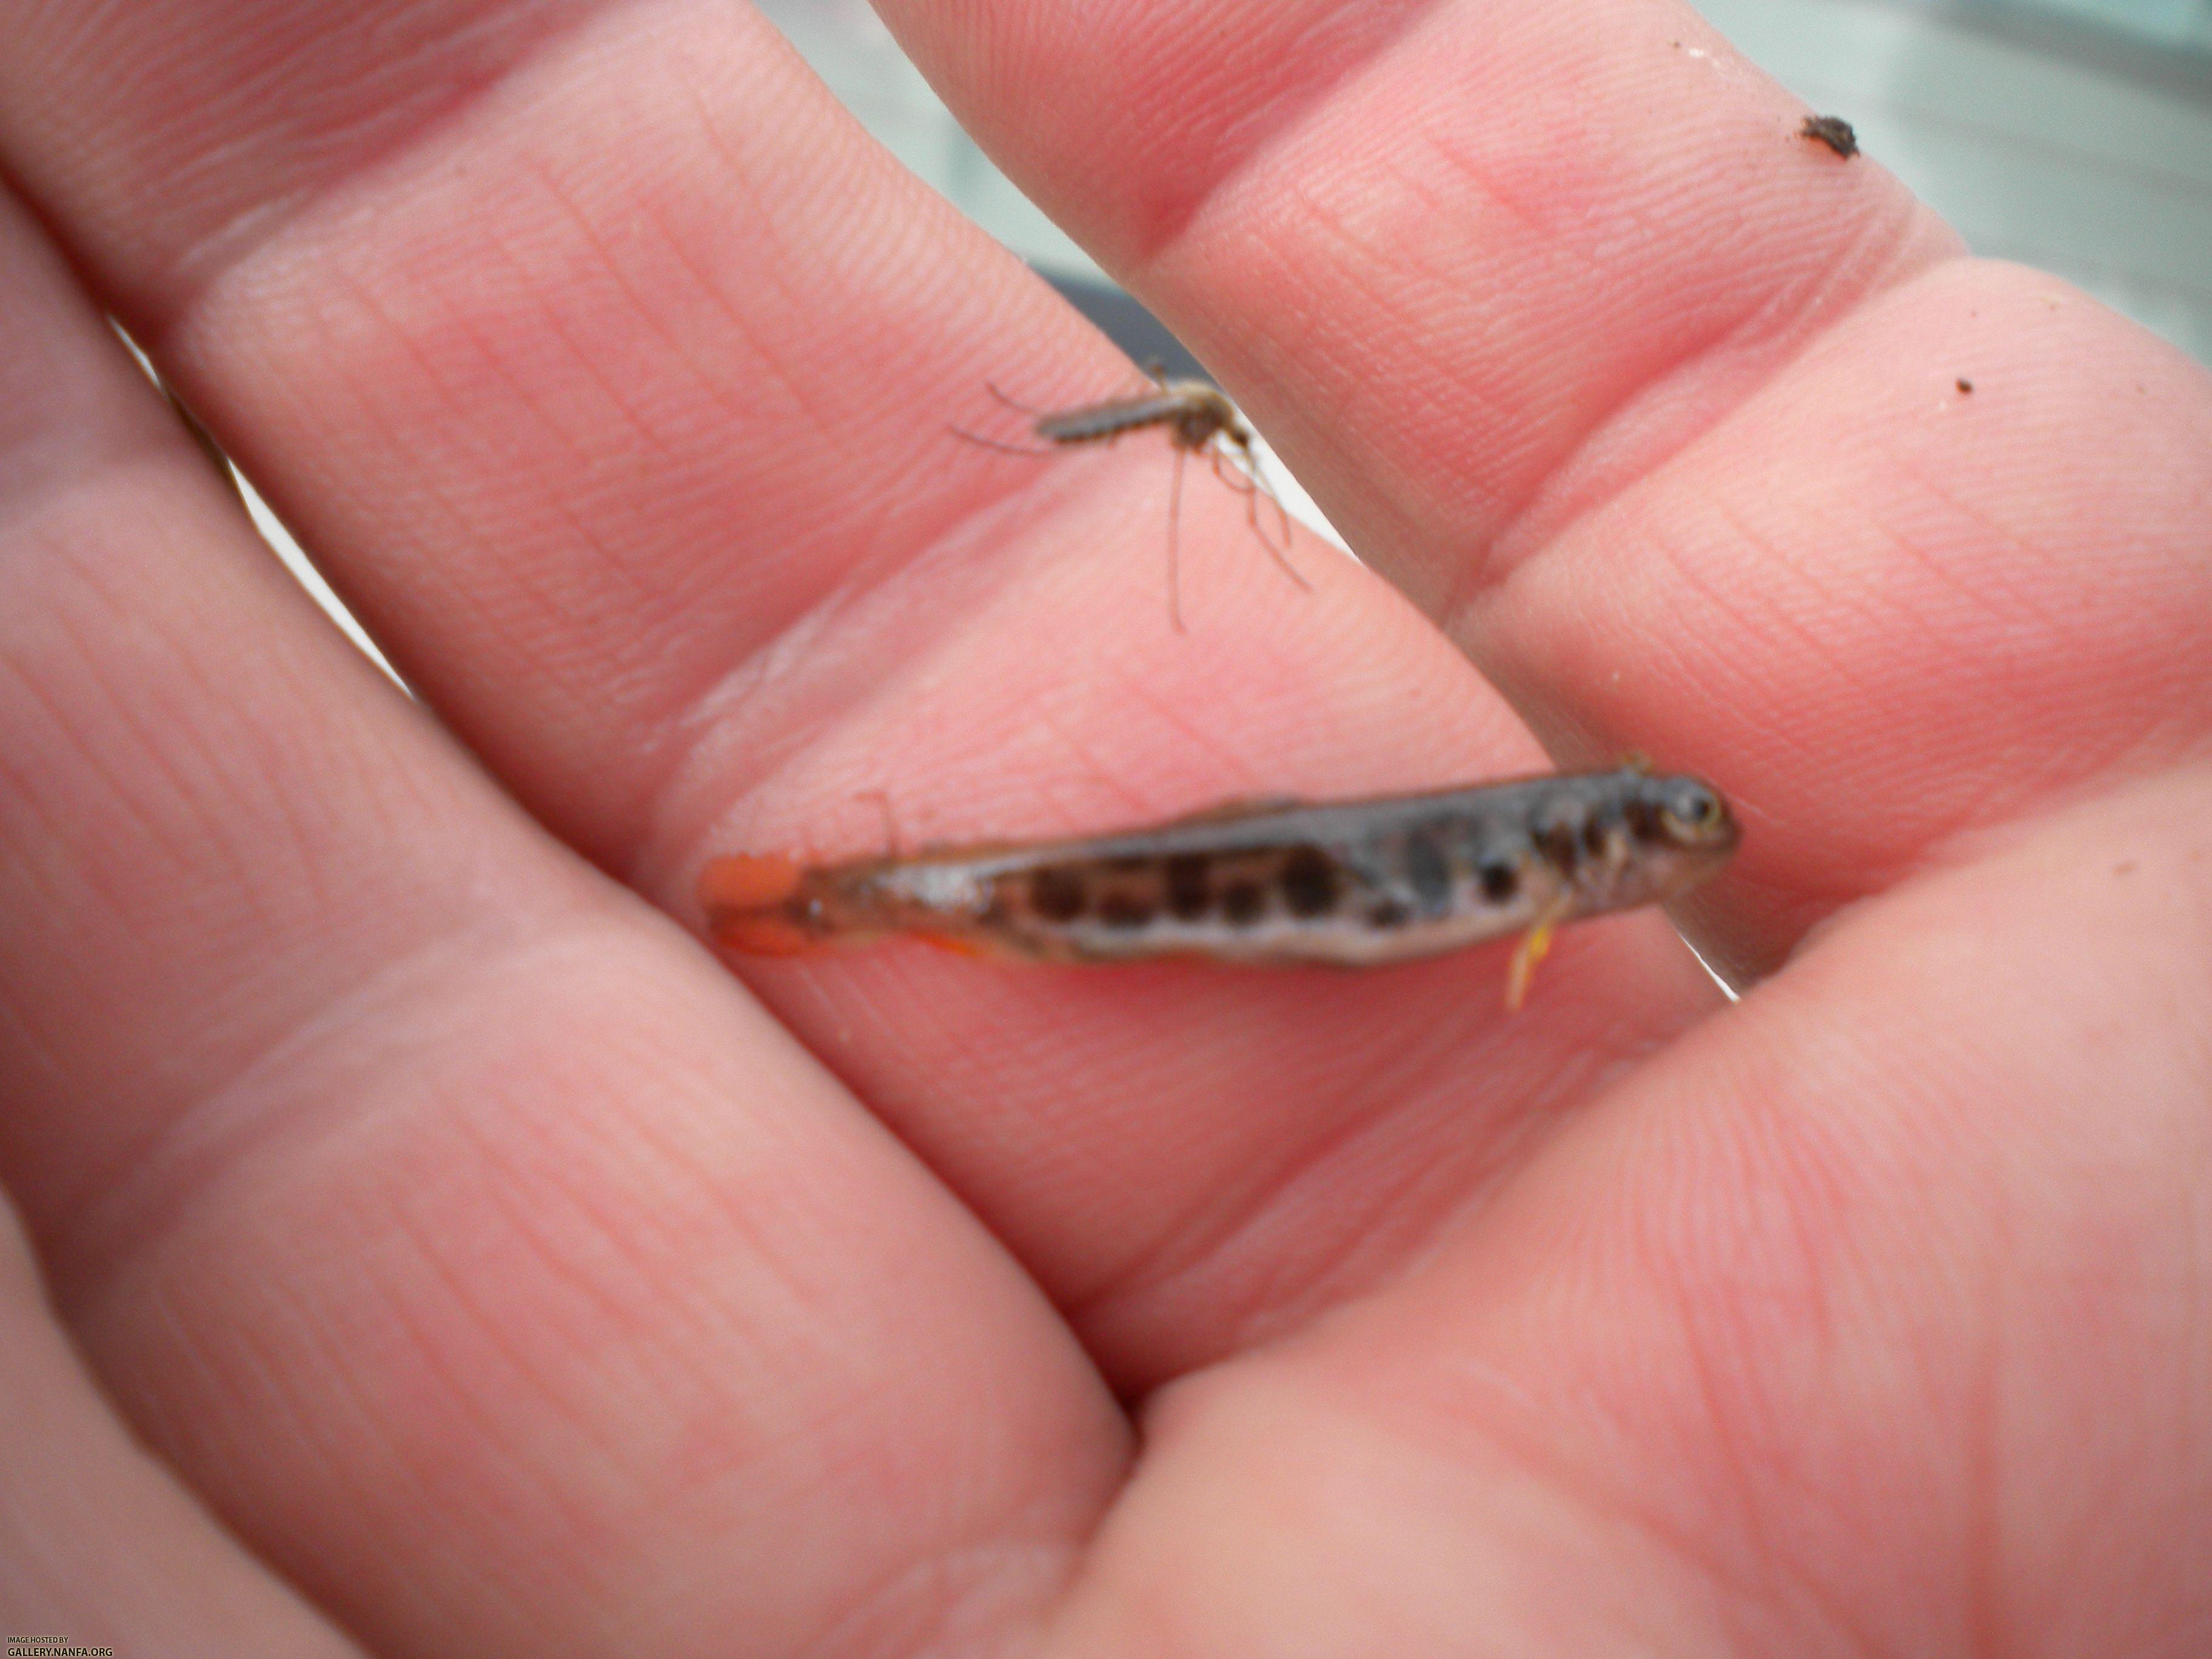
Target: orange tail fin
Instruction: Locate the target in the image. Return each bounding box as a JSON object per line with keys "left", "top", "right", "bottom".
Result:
{"left": 700, "top": 854, "right": 815, "bottom": 955}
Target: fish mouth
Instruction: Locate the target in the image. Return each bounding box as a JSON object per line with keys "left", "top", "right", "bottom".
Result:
{"left": 1640, "top": 813, "right": 1739, "bottom": 901}
{"left": 1663, "top": 797, "right": 1741, "bottom": 861}
{"left": 1674, "top": 825, "right": 1741, "bottom": 889}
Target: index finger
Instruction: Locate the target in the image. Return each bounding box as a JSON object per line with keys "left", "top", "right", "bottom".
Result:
{"left": 878, "top": 0, "right": 2212, "bottom": 973}
{"left": 877, "top": 0, "right": 1960, "bottom": 611}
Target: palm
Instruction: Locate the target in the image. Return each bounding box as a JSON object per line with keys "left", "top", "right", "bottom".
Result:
{"left": 2, "top": 2, "right": 2208, "bottom": 1655}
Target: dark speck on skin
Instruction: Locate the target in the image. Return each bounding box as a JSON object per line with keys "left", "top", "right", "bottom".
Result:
{"left": 1957, "top": 377, "right": 1974, "bottom": 394}
{"left": 1801, "top": 113, "right": 1858, "bottom": 158}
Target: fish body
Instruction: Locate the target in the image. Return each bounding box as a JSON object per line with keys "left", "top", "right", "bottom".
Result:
{"left": 701, "top": 768, "right": 1738, "bottom": 985}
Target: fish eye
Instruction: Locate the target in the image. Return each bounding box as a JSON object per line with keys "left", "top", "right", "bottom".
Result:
{"left": 1659, "top": 782, "right": 1724, "bottom": 837}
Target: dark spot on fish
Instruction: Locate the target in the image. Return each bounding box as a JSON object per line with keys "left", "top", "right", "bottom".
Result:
{"left": 1537, "top": 817, "right": 1581, "bottom": 872}
{"left": 1098, "top": 892, "right": 1155, "bottom": 929}
{"left": 1165, "top": 854, "right": 1213, "bottom": 920}
{"left": 1222, "top": 880, "right": 1267, "bottom": 926}
{"left": 1479, "top": 859, "right": 1519, "bottom": 903}
{"left": 1801, "top": 114, "right": 1858, "bottom": 158}
{"left": 1404, "top": 834, "right": 1454, "bottom": 914}
{"left": 1367, "top": 899, "right": 1411, "bottom": 928}
{"left": 1583, "top": 816, "right": 1613, "bottom": 859}
{"left": 1030, "top": 867, "right": 1087, "bottom": 922}
{"left": 1281, "top": 848, "right": 1341, "bottom": 918}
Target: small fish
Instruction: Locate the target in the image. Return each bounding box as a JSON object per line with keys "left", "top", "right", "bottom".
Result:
{"left": 953, "top": 367, "right": 1304, "bottom": 630}
{"left": 700, "top": 767, "right": 1738, "bottom": 1008}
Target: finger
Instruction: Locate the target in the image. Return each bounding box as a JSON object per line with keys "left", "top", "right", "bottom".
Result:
{"left": 874, "top": 0, "right": 1962, "bottom": 611}
{"left": 1, "top": 0, "right": 1128, "bottom": 865}
{"left": 0, "top": 0, "right": 1732, "bottom": 1385}
{"left": 708, "top": 561, "right": 1728, "bottom": 1387}
{"left": 1478, "top": 267, "right": 2212, "bottom": 974}
{"left": 1047, "top": 764, "right": 2212, "bottom": 1655}
{"left": 0, "top": 1198, "right": 367, "bottom": 1658}
{"left": 876, "top": 1, "right": 2212, "bottom": 976}
{"left": 0, "top": 186, "right": 1120, "bottom": 1658}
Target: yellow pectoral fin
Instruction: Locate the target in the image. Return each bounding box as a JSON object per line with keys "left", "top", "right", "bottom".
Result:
{"left": 1505, "top": 896, "right": 1575, "bottom": 1012}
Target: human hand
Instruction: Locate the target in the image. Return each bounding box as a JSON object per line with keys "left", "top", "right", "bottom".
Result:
{"left": 1, "top": 2, "right": 2207, "bottom": 1655}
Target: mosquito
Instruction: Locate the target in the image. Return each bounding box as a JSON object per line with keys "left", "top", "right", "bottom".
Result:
{"left": 953, "top": 364, "right": 1307, "bottom": 631}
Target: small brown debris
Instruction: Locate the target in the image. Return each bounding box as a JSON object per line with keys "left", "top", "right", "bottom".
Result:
{"left": 1801, "top": 115, "right": 1858, "bottom": 158}
{"left": 1956, "top": 378, "right": 1974, "bottom": 394}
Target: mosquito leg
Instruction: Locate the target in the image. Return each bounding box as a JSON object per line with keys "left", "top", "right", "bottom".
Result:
{"left": 1255, "top": 486, "right": 1312, "bottom": 591}
{"left": 1167, "top": 442, "right": 1188, "bottom": 633}
{"left": 1259, "top": 469, "right": 1296, "bottom": 550}
{"left": 1205, "top": 443, "right": 1251, "bottom": 511}
{"left": 1210, "top": 445, "right": 1310, "bottom": 591}
{"left": 949, "top": 424, "right": 1058, "bottom": 457}
{"left": 984, "top": 380, "right": 1048, "bottom": 417}
{"left": 856, "top": 788, "right": 905, "bottom": 857}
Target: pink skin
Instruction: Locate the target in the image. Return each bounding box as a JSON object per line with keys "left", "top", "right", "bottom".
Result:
{"left": 0, "top": 1, "right": 2207, "bottom": 1654}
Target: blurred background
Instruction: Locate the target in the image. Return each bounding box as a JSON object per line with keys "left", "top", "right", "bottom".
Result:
{"left": 756, "top": 0, "right": 2212, "bottom": 368}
